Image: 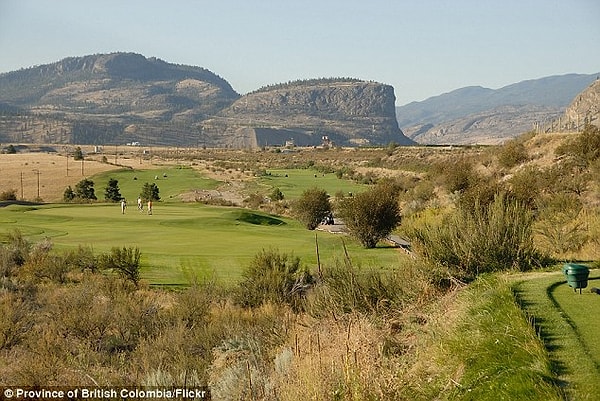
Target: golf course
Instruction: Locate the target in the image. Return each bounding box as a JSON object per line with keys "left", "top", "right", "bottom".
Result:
{"left": 0, "top": 162, "right": 398, "bottom": 285}
{"left": 1, "top": 144, "right": 599, "bottom": 398}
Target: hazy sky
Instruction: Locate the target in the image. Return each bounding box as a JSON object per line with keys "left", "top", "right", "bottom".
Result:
{"left": 1, "top": 0, "right": 599, "bottom": 105}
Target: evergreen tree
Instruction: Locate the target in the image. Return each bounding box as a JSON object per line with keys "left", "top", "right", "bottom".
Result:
{"left": 63, "top": 186, "right": 75, "bottom": 202}
{"left": 73, "top": 146, "right": 84, "bottom": 161}
{"left": 140, "top": 182, "right": 160, "bottom": 201}
{"left": 74, "top": 178, "right": 97, "bottom": 200}
{"left": 104, "top": 178, "right": 122, "bottom": 202}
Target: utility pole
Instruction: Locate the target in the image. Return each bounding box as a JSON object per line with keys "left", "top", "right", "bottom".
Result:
{"left": 20, "top": 172, "right": 23, "bottom": 200}
{"left": 32, "top": 169, "right": 40, "bottom": 200}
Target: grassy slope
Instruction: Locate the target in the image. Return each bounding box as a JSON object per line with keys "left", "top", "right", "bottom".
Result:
{"left": 413, "top": 274, "right": 563, "bottom": 400}
{"left": 512, "top": 269, "right": 600, "bottom": 400}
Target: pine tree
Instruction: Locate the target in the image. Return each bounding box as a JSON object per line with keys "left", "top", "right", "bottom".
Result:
{"left": 104, "top": 178, "right": 122, "bottom": 202}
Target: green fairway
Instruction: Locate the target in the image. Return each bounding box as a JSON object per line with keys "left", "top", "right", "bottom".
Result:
{"left": 0, "top": 202, "right": 404, "bottom": 285}
{"left": 512, "top": 268, "right": 600, "bottom": 400}
{"left": 258, "top": 168, "right": 366, "bottom": 199}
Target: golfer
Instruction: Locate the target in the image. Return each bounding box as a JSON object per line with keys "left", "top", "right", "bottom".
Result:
{"left": 121, "top": 199, "right": 127, "bottom": 214}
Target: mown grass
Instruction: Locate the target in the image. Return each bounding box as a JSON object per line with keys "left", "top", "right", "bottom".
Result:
{"left": 512, "top": 268, "right": 600, "bottom": 400}
{"left": 258, "top": 168, "right": 366, "bottom": 199}
{"left": 0, "top": 202, "right": 403, "bottom": 285}
{"left": 90, "top": 165, "right": 220, "bottom": 202}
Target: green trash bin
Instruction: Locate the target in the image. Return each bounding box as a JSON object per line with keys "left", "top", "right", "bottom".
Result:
{"left": 562, "top": 263, "right": 590, "bottom": 293}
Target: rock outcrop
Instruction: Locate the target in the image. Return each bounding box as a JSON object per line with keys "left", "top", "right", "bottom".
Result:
{"left": 204, "top": 80, "right": 414, "bottom": 147}
{"left": 562, "top": 79, "right": 600, "bottom": 130}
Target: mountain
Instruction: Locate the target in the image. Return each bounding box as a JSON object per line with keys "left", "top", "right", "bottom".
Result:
{"left": 0, "top": 53, "right": 413, "bottom": 147}
{"left": 397, "top": 73, "right": 599, "bottom": 144}
{"left": 205, "top": 79, "right": 413, "bottom": 147}
{"left": 562, "top": 79, "right": 600, "bottom": 130}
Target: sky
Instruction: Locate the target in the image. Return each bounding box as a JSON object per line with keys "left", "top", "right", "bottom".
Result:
{"left": 0, "top": 0, "right": 599, "bottom": 105}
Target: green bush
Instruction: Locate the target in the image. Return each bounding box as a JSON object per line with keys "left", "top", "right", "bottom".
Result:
{"left": 498, "top": 139, "right": 528, "bottom": 168}
{"left": 73, "top": 178, "right": 97, "bottom": 201}
{"left": 556, "top": 123, "right": 600, "bottom": 167}
{"left": 99, "top": 246, "right": 142, "bottom": 287}
{"left": 140, "top": 182, "right": 160, "bottom": 201}
{"left": 412, "top": 194, "right": 548, "bottom": 280}
{"left": 236, "top": 248, "right": 313, "bottom": 311}
{"left": 293, "top": 187, "right": 331, "bottom": 230}
{"left": 338, "top": 182, "right": 401, "bottom": 248}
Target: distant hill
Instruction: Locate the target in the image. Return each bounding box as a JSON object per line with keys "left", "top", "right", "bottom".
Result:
{"left": 397, "top": 73, "right": 599, "bottom": 144}
{"left": 0, "top": 53, "right": 412, "bottom": 147}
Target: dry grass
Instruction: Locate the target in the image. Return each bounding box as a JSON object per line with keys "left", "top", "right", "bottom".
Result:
{"left": 0, "top": 151, "right": 149, "bottom": 202}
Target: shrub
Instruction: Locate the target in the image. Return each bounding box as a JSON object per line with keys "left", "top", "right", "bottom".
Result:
{"left": 556, "top": 123, "right": 600, "bottom": 167}
{"left": 337, "top": 182, "right": 401, "bottom": 248}
{"left": 436, "top": 157, "right": 478, "bottom": 193}
{"left": 236, "top": 248, "right": 313, "bottom": 311}
{"left": 0, "top": 189, "right": 17, "bottom": 201}
{"left": 99, "top": 246, "right": 142, "bottom": 287}
{"left": 535, "top": 193, "right": 588, "bottom": 258}
{"left": 412, "top": 194, "right": 547, "bottom": 280}
{"left": 72, "top": 146, "right": 84, "bottom": 161}
{"left": 306, "top": 257, "right": 437, "bottom": 318}
{"left": 0, "top": 293, "right": 35, "bottom": 350}
{"left": 508, "top": 166, "right": 543, "bottom": 208}
{"left": 293, "top": 187, "right": 331, "bottom": 230}
{"left": 498, "top": 139, "right": 528, "bottom": 168}
{"left": 62, "top": 186, "right": 75, "bottom": 202}
{"left": 0, "top": 230, "right": 31, "bottom": 277}
{"left": 243, "top": 192, "right": 264, "bottom": 209}
{"left": 270, "top": 187, "right": 284, "bottom": 201}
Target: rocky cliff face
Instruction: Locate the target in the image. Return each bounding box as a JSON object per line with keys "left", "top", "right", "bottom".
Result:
{"left": 206, "top": 80, "right": 413, "bottom": 147}
{"left": 562, "top": 79, "right": 600, "bottom": 130}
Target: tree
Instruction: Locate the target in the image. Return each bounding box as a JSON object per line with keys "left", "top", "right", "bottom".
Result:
{"left": 140, "top": 182, "right": 160, "bottom": 201}
{"left": 63, "top": 186, "right": 76, "bottom": 202}
{"left": 73, "top": 146, "right": 84, "bottom": 161}
{"left": 104, "top": 178, "right": 122, "bottom": 202}
{"left": 74, "top": 178, "right": 96, "bottom": 200}
{"left": 338, "top": 182, "right": 401, "bottom": 248}
{"left": 294, "top": 187, "right": 331, "bottom": 230}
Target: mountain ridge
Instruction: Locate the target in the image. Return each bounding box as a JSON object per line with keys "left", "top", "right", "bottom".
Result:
{"left": 0, "top": 52, "right": 412, "bottom": 147}
{"left": 397, "top": 73, "right": 599, "bottom": 144}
